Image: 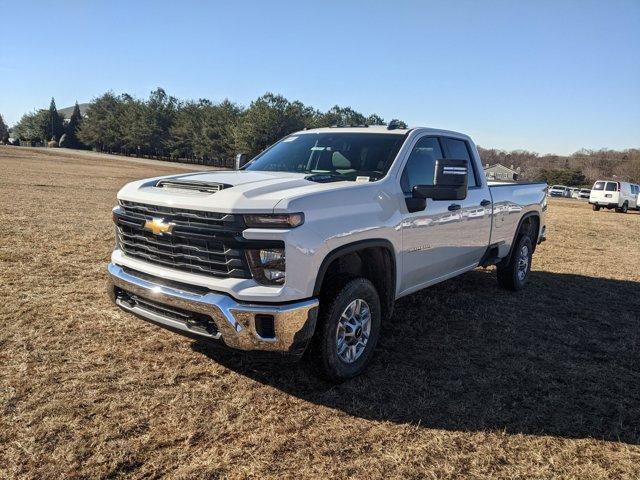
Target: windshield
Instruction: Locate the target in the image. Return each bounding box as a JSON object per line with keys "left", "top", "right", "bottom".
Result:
{"left": 245, "top": 132, "right": 406, "bottom": 182}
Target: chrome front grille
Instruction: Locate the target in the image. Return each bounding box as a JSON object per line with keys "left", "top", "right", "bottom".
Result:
{"left": 119, "top": 200, "right": 236, "bottom": 228}
{"left": 114, "top": 201, "right": 251, "bottom": 278}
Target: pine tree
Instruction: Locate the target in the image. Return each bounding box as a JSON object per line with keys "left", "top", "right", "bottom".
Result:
{"left": 77, "top": 92, "right": 126, "bottom": 152}
{"left": 0, "top": 113, "right": 8, "bottom": 143}
{"left": 48, "top": 97, "right": 64, "bottom": 141}
{"left": 65, "top": 102, "right": 84, "bottom": 148}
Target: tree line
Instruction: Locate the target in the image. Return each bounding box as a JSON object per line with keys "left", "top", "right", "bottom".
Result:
{"left": 9, "top": 89, "right": 404, "bottom": 168}
{"left": 478, "top": 146, "right": 640, "bottom": 186}
{"left": 4, "top": 88, "right": 639, "bottom": 183}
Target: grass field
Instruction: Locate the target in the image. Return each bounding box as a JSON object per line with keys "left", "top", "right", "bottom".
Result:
{"left": 1, "top": 146, "right": 639, "bottom": 479}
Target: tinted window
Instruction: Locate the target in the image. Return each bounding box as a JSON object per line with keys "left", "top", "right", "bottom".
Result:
{"left": 605, "top": 182, "right": 618, "bottom": 192}
{"left": 444, "top": 138, "right": 478, "bottom": 187}
{"left": 400, "top": 137, "right": 443, "bottom": 194}
{"left": 593, "top": 181, "right": 605, "bottom": 190}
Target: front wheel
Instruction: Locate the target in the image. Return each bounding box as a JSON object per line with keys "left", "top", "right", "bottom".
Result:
{"left": 497, "top": 235, "right": 533, "bottom": 291}
{"left": 310, "top": 278, "right": 381, "bottom": 382}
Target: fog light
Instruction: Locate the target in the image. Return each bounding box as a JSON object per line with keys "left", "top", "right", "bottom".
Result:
{"left": 246, "top": 248, "right": 286, "bottom": 285}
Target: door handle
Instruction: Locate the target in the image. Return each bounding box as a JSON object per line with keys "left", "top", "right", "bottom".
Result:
{"left": 480, "top": 199, "right": 491, "bottom": 207}
{"left": 448, "top": 204, "right": 461, "bottom": 211}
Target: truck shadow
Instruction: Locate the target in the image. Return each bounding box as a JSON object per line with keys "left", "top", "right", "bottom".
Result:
{"left": 192, "top": 270, "right": 640, "bottom": 444}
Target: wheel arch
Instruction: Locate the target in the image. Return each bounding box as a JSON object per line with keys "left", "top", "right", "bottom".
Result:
{"left": 313, "top": 239, "right": 397, "bottom": 320}
{"left": 506, "top": 212, "right": 541, "bottom": 259}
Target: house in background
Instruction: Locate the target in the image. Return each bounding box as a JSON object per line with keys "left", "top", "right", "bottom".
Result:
{"left": 484, "top": 163, "right": 520, "bottom": 181}
{"left": 57, "top": 103, "right": 90, "bottom": 124}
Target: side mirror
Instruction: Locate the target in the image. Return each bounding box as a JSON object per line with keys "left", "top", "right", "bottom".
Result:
{"left": 412, "top": 159, "right": 468, "bottom": 201}
{"left": 235, "top": 153, "right": 249, "bottom": 170}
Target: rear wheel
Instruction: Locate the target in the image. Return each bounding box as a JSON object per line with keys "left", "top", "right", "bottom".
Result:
{"left": 311, "top": 278, "right": 381, "bottom": 382}
{"left": 497, "top": 235, "right": 533, "bottom": 291}
{"left": 592, "top": 204, "right": 600, "bottom": 211}
{"left": 619, "top": 202, "right": 628, "bottom": 214}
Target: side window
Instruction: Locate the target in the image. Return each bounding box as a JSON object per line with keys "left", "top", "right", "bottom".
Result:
{"left": 443, "top": 137, "right": 478, "bottom": 187}
{"left": 400, "top": 137, "right": 443, "bottom": 195}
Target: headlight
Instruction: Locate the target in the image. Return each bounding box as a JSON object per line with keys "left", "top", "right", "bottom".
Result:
{"left": 246, "top": 248, "right": 286, "bottom": 285}
{"left": 244, "top": 213, "right": 304, "bottom": 228}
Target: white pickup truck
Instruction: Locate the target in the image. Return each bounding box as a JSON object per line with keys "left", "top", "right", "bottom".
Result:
{"left": 108, "top": 126, "right": 547, "bottom": 381}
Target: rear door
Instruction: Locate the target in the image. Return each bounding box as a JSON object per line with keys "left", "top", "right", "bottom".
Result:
{"left": 590, "top": 181, "right": 609, "bottom": 204}
{"left": 632, "top": 185, "right": 640, "bottom": 208}
{"left": 604, "top": 182, "right": 620, "bottom": 205}
{"left": 441, "top": 137, "right": 492, "bottom": 268}
{"left": 399, "top": 135, "right": 491, "bottom": 293}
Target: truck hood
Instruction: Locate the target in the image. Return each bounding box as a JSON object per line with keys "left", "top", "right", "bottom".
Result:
{"left": 117, "top": 169, "right": 361, "bottom": 213}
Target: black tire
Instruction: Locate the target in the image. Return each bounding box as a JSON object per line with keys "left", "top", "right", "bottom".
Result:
{"left": 310, "top": 278, "right": 381, "bottom": 382}
{"left": 620, "top": 202, "right": 628, "bottom": 214}
{"left": 592, "top": 204, "right": 600, "bottom": 211}
{"left": 496, "top": 235, "right": 533, "bottom": 291}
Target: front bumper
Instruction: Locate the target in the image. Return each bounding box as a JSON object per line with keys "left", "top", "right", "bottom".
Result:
{"left": 107, "top": 263, "right": 319, "bottom": 355}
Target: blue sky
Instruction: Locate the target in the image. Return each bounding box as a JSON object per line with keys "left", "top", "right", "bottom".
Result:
{"left": 1, "top": 0, "right": 638, "bottom": 154}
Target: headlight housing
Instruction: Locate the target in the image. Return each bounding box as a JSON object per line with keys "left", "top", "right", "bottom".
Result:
{"left": 246, "top": 248, "right": 286, "bottom": 285}
{"left": 244, "top": 213, "right": 304, "bottom": 228}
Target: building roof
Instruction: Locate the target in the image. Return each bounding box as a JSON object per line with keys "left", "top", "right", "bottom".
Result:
{"left": 484, "top": 163, "right": 518, "bottom": 173}
{"left": 57, "top": 103, "right": 90, "bottom": 119}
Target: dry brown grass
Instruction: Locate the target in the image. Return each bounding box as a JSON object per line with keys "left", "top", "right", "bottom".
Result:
{"left": 1, "top": 146, "right": 639, "bottom": 479}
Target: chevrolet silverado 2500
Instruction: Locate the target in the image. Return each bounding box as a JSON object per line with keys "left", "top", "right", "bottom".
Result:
{"left": 108, "top": 126, "right": 547, "bottom": 381}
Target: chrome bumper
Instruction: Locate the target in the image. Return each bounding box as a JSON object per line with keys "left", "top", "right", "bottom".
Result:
{"left": 107, "top": 263, "right": 319, "bottom": 355}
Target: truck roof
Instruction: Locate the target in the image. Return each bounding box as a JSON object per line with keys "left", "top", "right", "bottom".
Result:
{"left": 297, "top": 125, "right": 472, "bottom": 141}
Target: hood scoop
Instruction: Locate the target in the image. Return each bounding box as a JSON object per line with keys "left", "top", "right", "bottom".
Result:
{"left": 155, "top": 178, "right": 232, "bottom": 193}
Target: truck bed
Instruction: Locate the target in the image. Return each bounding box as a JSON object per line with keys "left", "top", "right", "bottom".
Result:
{"left": 488, "top": 182, "right": 547, "bottom": 258}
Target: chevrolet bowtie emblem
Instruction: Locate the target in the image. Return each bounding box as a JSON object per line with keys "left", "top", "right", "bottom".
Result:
{"left": 144, "top": 218, "right": 173, "bottom": 235}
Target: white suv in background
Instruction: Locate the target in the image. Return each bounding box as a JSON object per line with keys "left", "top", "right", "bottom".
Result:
{"left": 548, "top": 185, "right": 570, "bottom": 198}
{"left": 578, "top": 188, "right": 591, "bottom": 199}
{"left": 589, "top": 180, "right": 639, "bottom": 213}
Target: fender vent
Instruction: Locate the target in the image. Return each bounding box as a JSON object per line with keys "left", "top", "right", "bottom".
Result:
{"left": 156, "top": 179, "right": 231, "bottom": 193}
